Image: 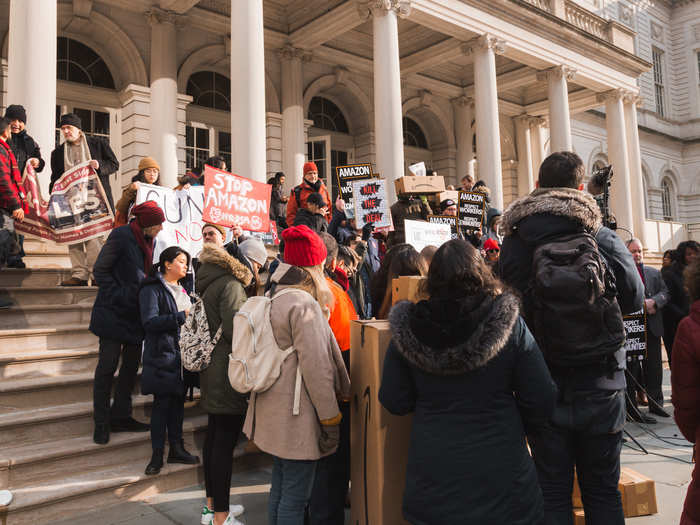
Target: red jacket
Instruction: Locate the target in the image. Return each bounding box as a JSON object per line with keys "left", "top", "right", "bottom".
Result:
{"left": 286, "top": 180, "right": 332, "bottom": 227}
{"left": 0, "top": 138, "right": 26, "bottom": 214}
{"left": 671, "top": 300, "right": 700, "bottom": 525}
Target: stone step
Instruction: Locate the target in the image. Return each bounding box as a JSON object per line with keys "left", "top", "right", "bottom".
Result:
{"left": 1, "top": 304, "right": 93, "bottom": 329}
{"left": 0, "top": 324, "right": 97, "bottom": 354}
{"left": 22, "top": 253, "right": 72, "bottom": 269}
{"left": 0, "top": 268, "right": 71, "bottom": 287}
{"left": 0, "top": 286, "right": 96, "bottom": 306}
{"left": 0, "top": 372, "right": 97, "bottom": 413}
{"left": 0, "top": 395, "right": 201, "bottom": 448}
{"left": 0, "top": 348, "right": 98, "bottom": 379}
{"left": 2, "top": 414, "right": 208, "bottom": 490}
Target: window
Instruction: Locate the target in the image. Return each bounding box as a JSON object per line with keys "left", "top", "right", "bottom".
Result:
{"left": 55, "top": 105, "right": 110, "bottom": 146}
{"left": 185, "top": 126, "right": 211, "bottom": 171}
{"left": 218, "top": 131, "right": 231, "bottom": 171}
{"left": 308, "top": 97, "right": 349, "bottom": 133}
{"left": 652, "top": 48, "right": 666, "bottom": 117}
{"left": 187, "top": 71, "right": 231, "bottom": 111}
{"left": 697, "top": 51, "right": 700, "bottom": 84}
{"left": 403, "top": 117, "right": 428, "bottom": 149}
{"left": 57, "top": 37, "right": 115, "bottom": 89}
{"left": 661, "top": 178, "right": 674, "bottom": 220}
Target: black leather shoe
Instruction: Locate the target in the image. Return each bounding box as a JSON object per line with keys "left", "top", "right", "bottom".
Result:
{"left": 110, "top": 417, "right": 150, "bottom": 433}
{"left": 93, "top": 423, "right": 110, "bottom": 444}
{"left": 145, "top": 449, "right": 163, "bottom": 475}
{"left": 629, "top": 411, "right": 657, "bottom": 424}
{"left": 649, "top": 405, "right": 671, "bottom": 418}
{"left": 167, "top": 440, "right": 200, "bottom": 464}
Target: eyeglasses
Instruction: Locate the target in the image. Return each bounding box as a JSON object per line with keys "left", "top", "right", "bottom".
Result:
{"left": 487, "top": 249, "right": 499, "bottom": 253}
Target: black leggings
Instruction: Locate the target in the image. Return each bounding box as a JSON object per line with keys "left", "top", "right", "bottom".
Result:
{"left": 151, "top": 393, "right": 184, "bottom": 450}
{"left": 203, "top": 413, "right": 245, "bottom": 512}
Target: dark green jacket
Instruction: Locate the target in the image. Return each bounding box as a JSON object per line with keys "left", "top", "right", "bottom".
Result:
{"left": 195, "top": 243, "right": 253, "bottom": 414}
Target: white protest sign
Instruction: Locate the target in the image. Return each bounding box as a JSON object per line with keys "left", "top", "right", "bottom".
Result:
{"left": 351, "top": 178, "right": 392, "bottom": 229}
{"left": 408, "top": 161, "right": 426, "bottom": 177}
{"left": 404, "top": 219, "right": 451, "bottom": 252}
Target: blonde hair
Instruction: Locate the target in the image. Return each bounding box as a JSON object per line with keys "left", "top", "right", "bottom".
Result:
{"left": 298, "top": 264, "right": 334, "bottom": 319}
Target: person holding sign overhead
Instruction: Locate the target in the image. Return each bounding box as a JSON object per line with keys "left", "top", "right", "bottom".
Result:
{"left": 286, "top": 162, "right": 332, "bottom": 227}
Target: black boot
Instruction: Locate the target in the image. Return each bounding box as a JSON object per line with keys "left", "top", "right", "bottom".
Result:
{"left": 167, "top": 440, "right": 199, "bottom": 464}
{"left": 93, "top": 423, "right": 110, "bottom": 445}
{"left": 145, "top": 449, "right": 164, "bottom": 475}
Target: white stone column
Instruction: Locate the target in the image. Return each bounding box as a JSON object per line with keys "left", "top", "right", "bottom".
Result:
{"left": 467, "top": 34, "right": 506, "bottom": 211}
{"left": 279, "top": 45, "right": 308, "bottom": 188}
{"left": 623, "top": 92, "right": 648, "bottom": 246}
{"left": 8, "top": 0, "right": 57, "bottom": 196}
{"left": 537, "top": 66, "right": 575, "bottom": 153}
{"left": 361, "top": 0, "right": 410, "bottom": 204}
{"left": 230, "top": 0, "right": 267, "bottom": 183}
{"left": 147, "top": 8, "right": 179, "bottom": 188}
{"left": 529, "top": 117, "right": 547, "bottom": 178}
{"left": 599, "top": 90, "right": 634, "bottom": 233}
{"left": 453, "top": 96, "right": 475, "bottom": 182}
{"left": 514, "top": 115, "right": 534, "bottom": 197}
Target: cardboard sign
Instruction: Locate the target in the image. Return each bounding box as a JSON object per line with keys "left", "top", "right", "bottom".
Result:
{"left": 408, "top": 161, "right": 426, "bottom": 177}
{"left": 404, "top": 219, "right": 451, "bottom": 252}
{"left": 15, "top": 162, "right": 114, "bottom": 244}
{"left": 457, "top": 190, "right": 487, "bottom": 234}
{"left": 352, "top": 178, "right": 392, "bottom": 229}
{"left": 336, "top": 163, "right": 373, "bottom": 218}
{"left": 623, "top": 309, "right": 647, "bottom": 361}
{"left": 394, "top": 176, "right": 445, "bottom": 196}
{"left": 428, "top": 214, "right": 459, "bottom": 239}
{"left": 203, "top": 165, "right": 271, "bottom": 232}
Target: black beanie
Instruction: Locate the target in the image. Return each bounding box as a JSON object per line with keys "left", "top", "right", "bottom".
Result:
{"left": 59, "top": 113, "right": 82, "bottom": 129}
{"left": 5, "top": 104, "right": 26, "bottom": 123}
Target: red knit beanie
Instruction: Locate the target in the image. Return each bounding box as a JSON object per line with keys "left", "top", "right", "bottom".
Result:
{"left": 303, "top": 162, "right": 318, "bottom": 175}
{"left": 483, "top": 238, "right": 500, "bottom": 252}
{"left": 131, "top": 200, "right": 165, "bottom": 228}
{"left": 282, "top": 225, "right": 327, "bottom": 267}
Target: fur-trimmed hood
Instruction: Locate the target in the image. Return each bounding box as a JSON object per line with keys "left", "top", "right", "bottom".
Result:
{"left": 389, "top": 292, "right": 520, "bottom": 375}
{"left": 196, "top": 243, "right": 253, "bottom": 293}
{"left": 501, "top": 187, "right": 602, "bottom": 235}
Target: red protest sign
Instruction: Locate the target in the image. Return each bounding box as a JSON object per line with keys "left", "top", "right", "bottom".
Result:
{"left": 202, "top": 165, "right": 272, "bottom": 232}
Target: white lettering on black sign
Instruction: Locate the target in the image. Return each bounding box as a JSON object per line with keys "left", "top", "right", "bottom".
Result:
{"left": 335, "top": 163, "right": 373, "bottom": 219}
{"left": 623, "top": 309, "right": 647, "bottom": 360}
{"left": 457, "top": 191, "right": 486, "bottom": 234}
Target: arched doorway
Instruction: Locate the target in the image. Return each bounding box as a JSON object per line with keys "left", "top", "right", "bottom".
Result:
{"left": 403, "top": 116, "right": 431, "bottom": 173}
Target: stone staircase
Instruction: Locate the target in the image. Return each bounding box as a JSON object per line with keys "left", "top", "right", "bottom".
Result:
{"left": 0, "top": 239, "right": 262, "bottom": 524}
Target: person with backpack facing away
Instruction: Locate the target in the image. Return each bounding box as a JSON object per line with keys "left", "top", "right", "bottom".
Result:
{"left": 285, "top": 162, "right": 331, "bottom": 227}
{"left": 242, "top": 225, "right": 350, "bottom": 525}
{"left": 139, "top": 246, "right": 199, "bottom": 476}
{"left": 499, "top": 151, "right": 644, "bottom": 525}
{"left": 195, "top": 222, "right": 253, "bottom": 525}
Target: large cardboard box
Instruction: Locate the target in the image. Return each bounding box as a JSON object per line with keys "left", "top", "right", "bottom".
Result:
{"left": 392, "top": 276, "right": 428, "bottom": 305}
{"left": 350, "top": 321, "right": 412, "bottom": 525}
{"left": 572, "top": 471, "right": 582, "bottom": 508}
{"left": 573, "top": 509, "right": 585, "bottom": 525}
{"left": 394, "top": 176, "right": 445, "bottom": 195}
{"left": 620, "top": 467, "right": 658, "bottom": 517}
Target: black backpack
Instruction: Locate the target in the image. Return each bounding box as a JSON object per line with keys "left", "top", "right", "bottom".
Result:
{"left": 528, "top": 231, "right": 625, "bottom": 370}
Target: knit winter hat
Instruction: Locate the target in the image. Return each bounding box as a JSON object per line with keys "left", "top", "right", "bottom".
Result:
{"left": 282, "top": 225, "right": 327, "bottom": 267}
{"left": 483, "top": 238, "right": 500, "bottom": 252}
{"left": 131, "top": 201, "right": 165, "bottom": 228}
{"left": 307, "top": 192, "right": 326, "bottom": 208}
{"left": 303, "top": 162, "right": 318, "bottom": 175}
{"left": 59, "top": 113, "right": 82, "bottom": 129}
{"left": 239, "top": 238, "right": 268, "bottom": 267}
{"left": 5, "top": 105, "right": 26, "bottom": 123}
{"left": 440, "top": 199, "right": 456, "bottom": 212}
{"left": 202, "top": 222, "right": 227, "bottom": 238}
{"left": 138, "top": 157, "right": 160, "bottom": 172}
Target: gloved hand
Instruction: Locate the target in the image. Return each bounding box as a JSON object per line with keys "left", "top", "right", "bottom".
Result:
{"left": 319, "top": 424, "right": 340, "bottom": 454}
{"left": 361, "top": 222, "right": 374, "bottom": 241}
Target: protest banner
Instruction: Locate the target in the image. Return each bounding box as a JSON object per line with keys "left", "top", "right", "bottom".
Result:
{"left": 14, "top": 162, "right": 114, "bottom": 244}
{"left": 247, "top": 221, "right": 280, "bottom": 246}
{"left": 457, "top": 190, "right": 486, "bottom": 234}
{"left": 336, "top": 163, "right": 373, "bottom": 218}
{"left": 623, "top": 309, "right": 647, "bottom": 361}
{"left": 404, "top": 219, "right": 451, "bottom": 252}
{"left": 352, "top": 178, "right": 391, "bottom": 230}
{"left": 428, "top": 214, "right": 459, "bottom": 239}
{"left": 202, "top": 165, "right": 271, "bottom": 232}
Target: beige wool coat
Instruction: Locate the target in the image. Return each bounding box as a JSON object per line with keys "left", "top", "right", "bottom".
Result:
{"left": 243, "top": 263, "right": 351, "bottom": 460}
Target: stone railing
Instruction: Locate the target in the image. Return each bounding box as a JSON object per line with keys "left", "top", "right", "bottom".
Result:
{"left": 643, "top": 219, "right": 689, "bottom": 253}
{"left": 564, "top": 1, "right": 607, "bottom": 39}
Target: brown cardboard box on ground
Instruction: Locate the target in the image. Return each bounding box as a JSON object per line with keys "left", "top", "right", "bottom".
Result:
{"left": 392, "top": 276, "right": 428, "bottom": 305}
{"left": 620, "top": 467, "right": 658, "bottom": 517}
{"left": 572, "top": 471, "right": 582, "bottom": 508}
{"left": 572, "top": 509, "right": 585, "bottom": 525}
{"left": 394, "top": 175, "right": 445, "bottom": 195}
{"left": 350, "top": 320, "right": 412, "bottom": 525}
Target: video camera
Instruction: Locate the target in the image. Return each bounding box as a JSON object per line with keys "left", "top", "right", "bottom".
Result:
{"left": 590, "top": 165, "right": 616, "bottom": 230}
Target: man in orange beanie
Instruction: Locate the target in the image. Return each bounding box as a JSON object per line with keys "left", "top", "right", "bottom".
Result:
{"left": 286, "top": 162, "right": 332, "bottom": 227}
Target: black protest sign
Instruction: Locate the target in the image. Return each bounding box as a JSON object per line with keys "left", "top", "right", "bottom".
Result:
{"left": 335, "top": 163, "right": 373, "bottom": 218}
{"left": 457, "top": 191, "right": 486, "bottom": 234}
{"left": 623, "top": 310, "right": 647, "bottom": 360}
{"left": 428, "top": 215, "right": 459, "bottom": 239}
{"left": 352, "top": 178, "right": 391, "bottom": 229}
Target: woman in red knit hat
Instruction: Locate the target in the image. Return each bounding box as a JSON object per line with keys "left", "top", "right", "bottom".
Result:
{"left": 285, "top": 162, "right": 332, "bottom": 227}
{"left": 242, "top": 225, "right": 350, "bottom": 525}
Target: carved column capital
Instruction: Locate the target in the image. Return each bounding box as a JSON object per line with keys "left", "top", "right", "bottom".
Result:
{"left": 596, "top": 88, "right": 626, "bottom": 104}
{"left": 451, "top": 95, "right": 474, "bottom": 109}
{"left": 623, "top": 91, "right": 643, "bottom": 107}
{"left": 277, "top": 44, "right": 312, "bottom": 62}
{"left": 146, "top": 6, "right": 185, "bottom": 28}
{"left": 528, "top": 116, "right": 547, "bottom": 128}
{"left": 537, "top": 65, "right": 576, "bottom": 82}
{"left": 357, "top": 0, "right": 412, "bottom": 20}
{"left": 462, "top": 34, "right": 506, "bottom": 57}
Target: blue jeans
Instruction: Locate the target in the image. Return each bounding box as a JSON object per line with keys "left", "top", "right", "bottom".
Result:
{"left": 528, "top": 389, "right": 626, "bottom": 525}
{"left": 268, "top": 457, "right": 317, "bottom": 525}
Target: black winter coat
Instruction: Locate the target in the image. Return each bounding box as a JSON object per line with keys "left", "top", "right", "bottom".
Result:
{"left": 49, "top": 136, "right": 119, "bottom": 210}
{"left": 380, "top": 293, "right": 557, "bottom": 525}
{"left": 139, "top": 274, "right": 187, "bottom": 396}
{"left": 293, "top": 208, "right": 328, "bottom": 234}
{"left": 662, "top": 261, "right": 691, "bottom": 346}
{"left": 89, "top": 225, "right": 150, "bottom": 344}
{"left": 8, "top": 130, "right": 44, "bottom": 174}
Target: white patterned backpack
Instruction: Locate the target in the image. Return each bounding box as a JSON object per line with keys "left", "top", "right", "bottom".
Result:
{"left": 180, "top": 293, "right": 223, "bottom": 372}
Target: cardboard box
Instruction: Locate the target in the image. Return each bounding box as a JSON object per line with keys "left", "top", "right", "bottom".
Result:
{"left": 619, "top": 467, "right": 658, "bottom": 517}
{"left": 573, "top": 509, "right": 585, "bottom": 525}
{"left": 392, "top": 276, "right": 428, "bottom": 306}
{"left": 438, "top": 190, "right": 459, "bottom": 203}
{"left": 572, "top": 471, "right": 582, "bottom": 508}
{"left": 350, "top": 321, "right": 412, "bottom": 525}
{"left": 394, "top": 175, "right": 445, "bottom": 195}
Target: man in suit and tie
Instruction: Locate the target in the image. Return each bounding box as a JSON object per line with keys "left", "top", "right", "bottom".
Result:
{"left": 627, "top": 238, "right": 670, "bottom": 421}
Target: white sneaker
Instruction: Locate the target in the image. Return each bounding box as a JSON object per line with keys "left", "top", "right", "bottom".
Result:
{"left": 0, "top": 489, "right": 12, "bottom": 506}
{"left": 201, "top": 505, "right": 245, "bottom": 525}
{"left": 222, "top": 514, "right": 245, "bottom": 525}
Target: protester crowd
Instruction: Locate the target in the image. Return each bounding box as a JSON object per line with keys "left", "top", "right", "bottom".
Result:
{"left": 2, "top": 105, "right": 700, "bottom": 525}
